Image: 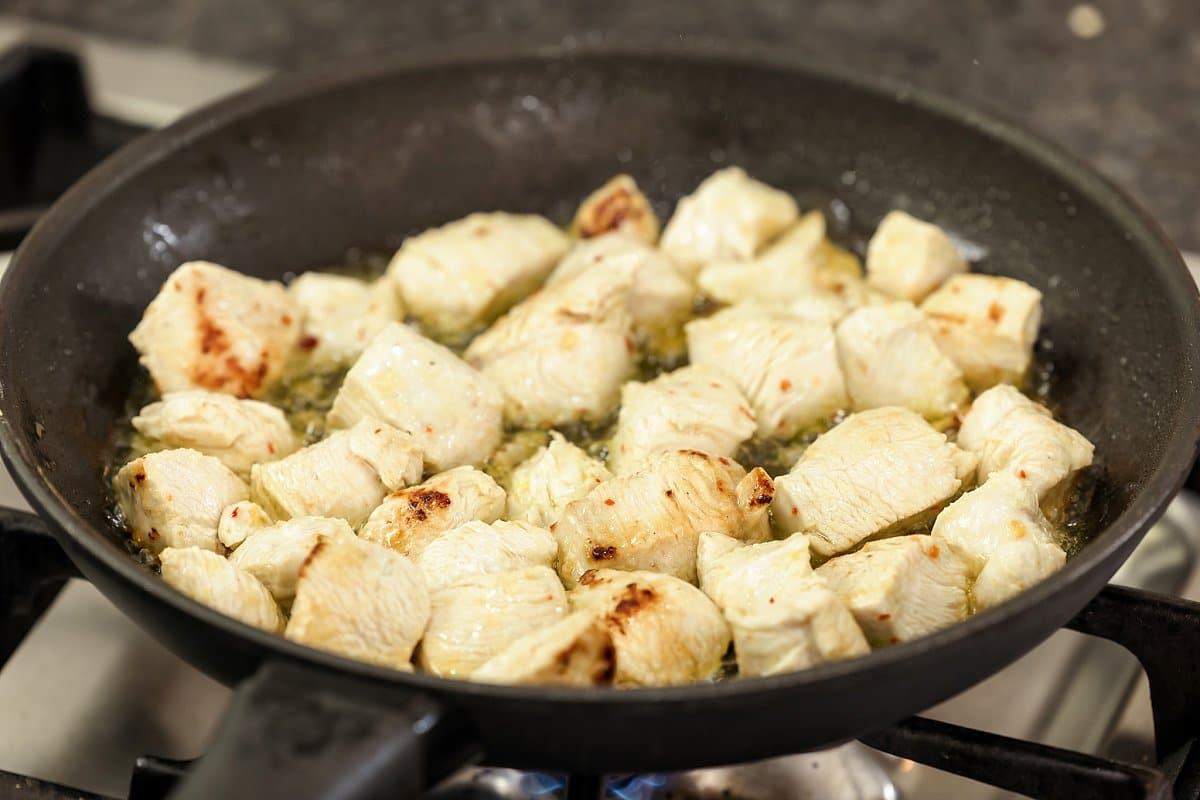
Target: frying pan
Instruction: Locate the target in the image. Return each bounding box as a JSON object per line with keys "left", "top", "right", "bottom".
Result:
{"left": 0, "top": 41, "right": 1197, "bottom": 799}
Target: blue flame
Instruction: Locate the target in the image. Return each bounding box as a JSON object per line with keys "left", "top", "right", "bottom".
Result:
{"left": 608, "top": 774, "right": 669, "bottom": 800}
{"left": 521, "top": 772, "right": 567, "bottom": 797}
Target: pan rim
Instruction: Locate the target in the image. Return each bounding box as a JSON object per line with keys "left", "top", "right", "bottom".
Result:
{"left": 1, "top": 39, "right": 1198, "bottom": 707}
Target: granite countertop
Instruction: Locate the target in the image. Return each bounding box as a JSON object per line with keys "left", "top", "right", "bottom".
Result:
{"left": 6, "top": 0, "right": 1197, "bottom": 250}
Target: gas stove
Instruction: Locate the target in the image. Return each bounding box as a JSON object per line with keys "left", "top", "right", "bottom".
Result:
{"left": 0, "top": 18, "right": 1198, "bottom": 800}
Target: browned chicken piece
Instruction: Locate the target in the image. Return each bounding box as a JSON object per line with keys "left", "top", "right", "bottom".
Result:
{"left": 571, "top": 175, "right": 660, "bottom": 244}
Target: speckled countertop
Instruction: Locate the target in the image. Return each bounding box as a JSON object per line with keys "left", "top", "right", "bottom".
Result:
{"left": 4, "top": 0, "right": 1197, "bottom": 250}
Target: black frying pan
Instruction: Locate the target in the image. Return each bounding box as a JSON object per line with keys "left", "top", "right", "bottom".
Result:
{"left": 0, "top": 43, "right": 1197, "bottom": 799}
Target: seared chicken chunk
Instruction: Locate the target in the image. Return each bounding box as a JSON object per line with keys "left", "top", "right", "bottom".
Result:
{"left": 473, "top": 611, "right": 616, "bottom": 687}
{"left": 160, "top": 547, "right": 283, "bottom": 632}
{"left": 572, "top": 175, "right": 660, "bottom": 244}
{"left": 956, "top": 385, "right": 1094, "bottom": 497}
{"left": 660, "top": 167, "right": 799, "bottom": 275}
{"left": 773, "top": 407, "right": 976, "bottom": 557}
{"left": 974, "top": 539, "right": 1066, "bottom": 611}
{"left": 229, "top": 516, "right": 355, "bottom": 603}
{"left": 505, "top": 432, "right": 612, "bottom": 528}
{"left": 132, "top": 390, "right": 297, "bottom": 478}
{"left": 250, "top": 418, "right": 422, "bottom": 527}
{"left": 608, "top": 366, "right": 757, "bottom": 475}
{"left": 922, "top": 274, "right": 1043, "bottom": 390}
{"left": 129, "top": 261, "right": 300, "bottom": 397}
{"left": 286, "top": 536, "right": 430, "bottom": 670}
{"left": 115, "top": 449, "right": 248, "bottom": 553}
{"left": 817, "top": 534, "right": 970, "bottom": 646}
{"left": 687, "top": 305, "right": 849, "bottom": 438}
{"left": 328, "top": 322, "right": 503, "bottom": 471}
{"left": 697, "top": 211, "right": 822, "bottom": 302}
{"left": 288, "top": 273, "right": 402, "bottom": 366}
{"left": 865, "top": 211, "right": 967, "bottom": 302}
{"left": 216, "top": 500, "right": 272, "bottom": 550}
{"left": 387, "top": 212, "right": 569, "bottom": 338}
{"left": 359, "top": 466, "right": 506, "bottom": 558}
{"left": 569, "top": 569, "right": 731, "bottom": 686}
{"left": 465, "top": 257, "right": 637, "bottom": 428}
{"left": 835, "top": 301, "right": 969, "bottom": 419}
{"left": 419, "top": 566, "right": 567, "bottom": 677}
{"left": 415, "top": 519, "right": 557, "bottom": 593}
{"left": 555, "top": 450, "right": 773, "bottom": 587}
{"left": 697, "top": 532, "right": 869, "bottom": 676}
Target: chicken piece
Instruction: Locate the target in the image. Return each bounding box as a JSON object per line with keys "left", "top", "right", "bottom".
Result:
{"left": 865, "top": 211, "right": 967, "bottom": 302}
{"left": 548, "top": 233, "right": 693, "bottom": 330}
{"left": 772, "top": 407, "right": 976, "bottom": 557}
{"left": 160, "top": 547, "right": 283, "bottom": 632}
{"left": 129, "top": 261, "right": 300, "bottom": 398}
{"left": 464, "top": 257, "right": 637, "bottom": 428}
{"left": 835, "top": 301, "right": 969, "bottom": 419}
{"left": 131, "top": 390, "right": 297, "bottom": 479}
{"left": 419, "top": 566, "right": 567, "bottom": 677}
{"left": 571, "top": 174, "right": 660, "bottom": 244}
{"left": 416, "top": 519, "right": 557, "bottom": 593}
{"left": 328, "top": 322, "right": 503, "bottom": 471}
{"left": 288, "top": 273, "right": 402, "bottom": 366}
{"left": 816, "top": 534, "right": 970, "bottom": 646}
{"left": 115, "top": 449, "right": 248, "bottom": 554}
{"left": 687, "top": 305, "right": 849, "bottom": 438}
{"left": 660, "top": 167, "right": 799, "bottom": 275}
{"left": 696, "top": 532, "right": 869, "bottom": 676}
{"left": 229, "top": 516, "right": 355, "bottom": 603}
{"left": 359, "top": 466, "right": 506, "bottom": 558}
{"left": 955, "top": 385, "right": 1094, "bottom": 498}
{"left": 216, "top": 500, "right": 272, "bottom": 550}
{"left": 607, "top": 366, "right": 757, "bottom": 475}
{"left": 554, "top": 450, "right": 773, "bottom": 587}
{"left": 250, "top": 418, "right": 422, "bottom": 527}
{"left": 505, "top": 432, "right": 612, "bottom": 528}
{"left": 569, "top": 569, "right": 731, "bottom": 686}
{"left": 974, "top": 539, "right": 1067, "bottom": 611}
{"left": 696, "top": 211, "right": 822, "bottom": 301}
{"left": 387, "top": 212, "right": 570, "bottom": 339}
{"left": 921, "top": 274, "right": 1043, "bottom": 391}
{"left": 473, "top": 611, "right": 616, "bottom": 687}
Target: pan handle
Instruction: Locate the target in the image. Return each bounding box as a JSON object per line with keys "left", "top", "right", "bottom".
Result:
{"left": 167, "top": 660, "right": 480, "bottom": 800}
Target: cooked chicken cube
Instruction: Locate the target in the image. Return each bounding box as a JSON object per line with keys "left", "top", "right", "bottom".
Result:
{"left": 660, "top": 167, "right": 799, "bottom": 275}
{"left": 548, "top": 232, "right": 692, "bottom": 329}
{"left": 288, "top": 273, "right": 402, "bottom": 366}
{"left": 328, "top": 322, "right": 503, "bottom": 471}
{"left": 286, "top": 536, "right": 430, "bottom": 670}
{"left": 956, "top": 385, "right": 1094, "bottom": 497}
{"left": 387, "top": 212, "right": 570, "bottom": 338}
{"left": 974, "top": 539, "right": 1067, "bottom": 611}
{"left": 216, "top": 500, "right": 272, "bottom": 550}
{"left": 229, "top": 516, "right": 355, "bottom": 603}
{"left": 359, "top": 466, "right": 506, "bottom": 558}
{"left": 115, "top": 449, "right": 248, "bottom": 553}
{"left": 464, "top": 257, "right": 637, "bottom": 428}
{"left": 160, "top": 547, "right": 283, "bottom": 632}
{"left": 505, "top": 432, "right": 612, "bottom": 528}
{"left": 415, "top": 519, "right": 557, "bottom": 593}
{"left": 921, "top": 274, "right": 1043, "bottom": 390}
{"left": 418, "top": 566, "right": 567, "bottom": 677}
{"left": 472, "top": 611, "right": 616, "bottom": 686}
{"left": 571, "top": 175, "right": 660, "bottom": 244}
{"left": 687, "top": 305, "right": 849, "bottom": 438}
{"left": 697, "top": 532, "right": 869, "bottom": 676}
{"left": 835, "top": 301, "right": 969, "bottom": 418}
{"left": 773, "top": 407, "right": 976, "bottom": 557}
{"left": 250, "top": 418, "right": 422, "bottom": 527}
{"left": 129, "top": 261, "right": 300, "bottom": 397}
{"left": 131, "top": 390, "right": 297, "bottom": 479}
{"left": 696, "top": 211, "right": 822, "bottom": 300}
{"left": 816, "top": 534, "right": 970, "bottom": 646}
{"left": 555, "top": 450, "right": 773, "bottom": 587}
{"left": 569, "top": 569, "right": 731, "bottom": 686}
{"left": 865, "top": 211, "right": 967, "bottom": 302}
{"left": 608, "top": 366, "right": 757, "bottom": 475}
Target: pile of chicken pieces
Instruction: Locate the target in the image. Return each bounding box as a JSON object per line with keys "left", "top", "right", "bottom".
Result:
{"left": 115, "top": 167, "right": 1094, "bottom": 687}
